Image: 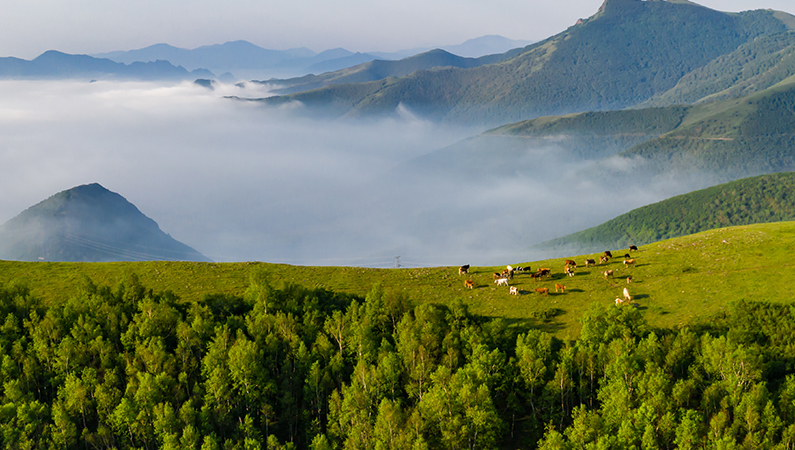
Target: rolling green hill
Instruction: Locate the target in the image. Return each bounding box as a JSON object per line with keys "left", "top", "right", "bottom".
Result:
{"left": 259, "top": 0, "right": 793, "bottom": 125}
{"left": 261, "top": 48, "right": 517, "bottom": 95}
{"left": 536, "top": 172, "right": 795, "bottom": 254}
{"left": 0, "top": 183, "right": 210, "bottom": 262}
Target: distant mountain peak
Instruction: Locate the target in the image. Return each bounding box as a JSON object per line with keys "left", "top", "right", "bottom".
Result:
{"left": 0, "top": 184, "right": 210, "bottom": 262}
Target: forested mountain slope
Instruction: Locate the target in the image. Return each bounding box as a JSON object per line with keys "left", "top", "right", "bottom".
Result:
{"left": 259, "top": 0, "right": 793, "bottom": 125}
{"left": 641, "top": 31, "right": 795, "bottom": 107}
{"left": 536, "top": 172, "right": 795, "bottom": 253}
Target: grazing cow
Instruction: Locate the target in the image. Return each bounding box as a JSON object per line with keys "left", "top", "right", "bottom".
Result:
{"left": 555, "top": 283, "right": 566, "bottom": 293}
{"left": 627, "top": 276, "right": 633, "bottom": 284}
{"left": 624, "top": 259, "right": 636, "bottom": 267}
{"left": 603, "top": 269, "right": 614, "bottom": 278}
{"left": 604, "top": 251, "right": 613, "bottom": 259}
{"left": 615, "top": 297, "right": 626, "bottom": 305}
{"left": 495, "top": 278, "right": 509, "bottom": 286}
{"left": 564, "top": 259, "right": 577, "bottom": 267}
{"left": 565, "top": 266, "right": 575, "bottom": 277}
{"left": 506, "top": 265, "right": 513, "bottom": 272}
{"left": 585, "top": 259, "right": 596, "bottom": 267}
{"left": 537, "top": 268, "right": 551, "bottom": 277}
{"left": 629, "top": 245, "right": 638, "bottom": 251}
{"left": 535, "top": 287, "right": 549, "bottom": 295}
{"left": 501, "top": 268, "right": 514, "bottom": 279}
{"left": 623, "top": 287, "right": 631, "bottom": 302}
{"left": 599, "top": 256, "right": 609, "bottom": 264}
{"left": 458, "top": 264, "right": 470, "bottom": 275}
{"left": 623, "top": 253, "right": 631, "bottom": 259}
{"left": 529, "top": 272, "right": 542, "bottom": 281}
{"left": 493, "top": 272, "right": 502, "bottom": 280}
{"left": 464, "top": 279, "right": 475, "bottom": 289}
{"left": 510, "top": 286, "right": 519, "bottom": 295}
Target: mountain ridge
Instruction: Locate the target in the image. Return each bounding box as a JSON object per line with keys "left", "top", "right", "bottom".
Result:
{"left": 257, "top": 0, "right": 795, "bottom": 126}
{"left": 0, "top": 50, "right": 214, "bottom": 80}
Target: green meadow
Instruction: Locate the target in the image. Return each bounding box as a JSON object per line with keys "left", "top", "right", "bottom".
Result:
{"left": 2, "top": 221, "right": 794, "bottom": 337}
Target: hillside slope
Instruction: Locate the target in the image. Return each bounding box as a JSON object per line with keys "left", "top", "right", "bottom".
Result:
{"left": 259, "top": 0, "right": 793, "bottom": 125}
{"left": 641, "top": 31, "right": 795, "bottom": 107}
{"left": 0, "top": 183, "right": 210, "bottom": 262}
{"left": 535, "top": 172, "right": 795, "bottom": 254}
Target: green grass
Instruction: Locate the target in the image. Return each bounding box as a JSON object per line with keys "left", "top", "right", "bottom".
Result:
{"left": 2, "top": 222, "right": 795, "bottom": 339}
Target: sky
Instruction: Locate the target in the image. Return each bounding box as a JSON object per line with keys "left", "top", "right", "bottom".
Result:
{"left": 1, "top": 0, "right": 795, "bottom": 59}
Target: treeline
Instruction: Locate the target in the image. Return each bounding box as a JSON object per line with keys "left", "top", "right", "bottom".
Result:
{"left": 1, "top": 273, "right": 795, "bottom": 448}
{"left": 538, "top": 172, "right": 795, "bottom": 253}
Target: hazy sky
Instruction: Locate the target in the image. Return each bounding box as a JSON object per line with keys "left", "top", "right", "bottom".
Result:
{"left": 1, "top": 0, "right": 795, "bottom": 59}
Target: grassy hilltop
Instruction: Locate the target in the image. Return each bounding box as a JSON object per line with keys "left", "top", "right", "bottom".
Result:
{"left": 3, "top": 221, "right": 795, "bottom": 337}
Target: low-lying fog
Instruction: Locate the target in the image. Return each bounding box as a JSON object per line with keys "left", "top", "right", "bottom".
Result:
{"left": 0, "top": 80, "right": 706, "bottom": 267}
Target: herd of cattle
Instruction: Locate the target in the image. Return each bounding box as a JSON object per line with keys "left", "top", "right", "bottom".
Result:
{"left": 458, "top": 245, "right": 641, "bottom": 306}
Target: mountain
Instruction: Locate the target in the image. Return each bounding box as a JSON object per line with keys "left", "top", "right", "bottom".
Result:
{"left": 95, "top": 36, "right": 532, "bottom": 81}
{"left": 408, "top": 73, "right": 795, "bottom": 188}
{"left": 264, "top": 49, "right": 519, "bottom": 95}
{"left": 0, "top": 183, "right": 210, "bottom": 262}
{"left": 0, "top": 50, "right": 214, "bottom": 80}
{"left": 259, "top": 0, "right": 795, "bottom": 126}
{"left": 534, "top": 172, "right": 795, "bottom": 254}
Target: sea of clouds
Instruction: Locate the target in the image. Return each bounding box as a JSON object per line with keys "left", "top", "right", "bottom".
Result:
{"left": 0, "top": 80, "right": 708, "bottom": 267}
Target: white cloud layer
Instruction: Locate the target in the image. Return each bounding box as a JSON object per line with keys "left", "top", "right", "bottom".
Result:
{"left": 0, "top": 81, "right": 719, "bottom": 267}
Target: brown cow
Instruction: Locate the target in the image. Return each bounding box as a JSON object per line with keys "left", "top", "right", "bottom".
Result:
{"left": 623, "top": 259, "right": 636, "bottom": 267}
{"left": 585, "top": 258, "right": 596, "bottom": 267}
{"left": 565, "top": 266, "right": 575, "bottom": 277}
{"left": 534, "top": 287, "right": 549, "bottom": 295}
{"left": 604, "top": 251, "right": 613, "bottom": 259}
{"left": 603, "top": 269, "right": 614, "bottom": 278}
{"left": 493, "top": 272, "right": 502, "bottom": 280}
{"left": 564, "top": 259, "right": 577, "bottom": 267}
{"left": 599, "top": 256, "right": 609, "bottom": 264}
{"left": 629, "top": 245, "right": 638, "bottom": 251}
{"left": 537, "top": 268, "right": 551, "bottom": 277}
{"left": 555, "top": 283, "right": 566, "bottom": 293}
{"left": 626, "top": 276, "right": 633, "bottom": 284}
{"left": 529, "top": 272, "right": 542, "bottom": 281}
{"left": 458, "top": 264, "right": 470, "bottom": 275}
{"left": 464, "top": 279, "right": 475, "bottom": 289}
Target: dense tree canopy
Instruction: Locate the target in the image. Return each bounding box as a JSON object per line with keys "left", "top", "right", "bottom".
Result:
{"left": 1, "top": 272, "right": 795, "bottom": 449}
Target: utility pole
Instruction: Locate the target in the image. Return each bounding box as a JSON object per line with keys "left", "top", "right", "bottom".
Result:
{"left": 394, "top": 256, "right": 401, "bottom": 269}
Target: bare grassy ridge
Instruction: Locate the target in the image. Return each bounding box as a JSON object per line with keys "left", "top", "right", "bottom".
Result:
{"left": 1, "top": 221, "right": 794, "bottom": 337}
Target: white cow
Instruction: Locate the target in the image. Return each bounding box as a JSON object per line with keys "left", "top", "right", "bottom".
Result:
{"left": 510, "top": 286, "right": 518, "bottom": 295}
{"left": 495, "top": 278, "right": 509, "bottom": 286}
